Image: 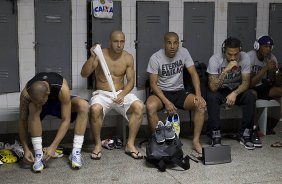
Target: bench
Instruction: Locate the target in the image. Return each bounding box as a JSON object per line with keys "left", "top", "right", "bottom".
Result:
{"left": 256, "top": 99, "right": 280, "bottom": 135}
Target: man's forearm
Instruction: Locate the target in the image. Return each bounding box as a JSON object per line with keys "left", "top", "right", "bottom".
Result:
{"left": 81, "top": 56, "right": 95, "bottom": 78}
{"left": 50, "top": 120, "right": 70, "bottom": 148}
{"left": 151, "top": 85, "right": 170, "bottom": 104}
{"left": 233, "top": 81, "right": 249, "bottom": 95}
{"left": 209, "top": 72, "right": 227, "bottom": 91}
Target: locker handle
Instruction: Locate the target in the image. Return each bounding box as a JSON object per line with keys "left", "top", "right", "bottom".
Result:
{"left": 134, "top": 40, "right": 138, "bottom": 49}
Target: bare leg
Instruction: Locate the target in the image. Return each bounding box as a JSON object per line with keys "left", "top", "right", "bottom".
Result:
{"left": 146, "top": 95, "right": 163, "bottom": 132}
{"left": 90, "top": 104, "right": 104, "bottom": 158}
{"left": 184, "top": 94, "right": 205, "bottom": 154}
{"left": 71, "top": 97, "right": 89, "bottom": 135}
{"left": 28, "top": 103, "right": 42, "bottom": 137}
{"left": 125, "top": 101, "right": 144, "bottom": 158}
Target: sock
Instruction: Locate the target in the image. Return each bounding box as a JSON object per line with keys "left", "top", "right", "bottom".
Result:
{"left": 31, "top": 137, "right": 43, "bottom": 161}
{"left": 72, "top": 135, "right": 84, "bottom": 155}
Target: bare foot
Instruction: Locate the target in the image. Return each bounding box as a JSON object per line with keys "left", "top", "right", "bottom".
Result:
{"left": 90, "top": 145, "right": 102, "bottom": 160}
{"left": 192, "top": 141, "right": 202, "bottom": 154}
{"left": 124, "top": 144, "right": 143, "bottom": 159}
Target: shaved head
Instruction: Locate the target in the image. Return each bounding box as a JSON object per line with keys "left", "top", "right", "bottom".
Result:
{"left": 110, "top": 30, "right": 124, "bottom": 41}
{"left": 27, "top": 81, "right": 49, "bottom": 101}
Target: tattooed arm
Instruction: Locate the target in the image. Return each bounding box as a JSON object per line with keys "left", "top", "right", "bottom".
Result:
{"left": 18, "top": 89, "right": 34, "bottom": 163}
{"left": 233, "top": 73, "right": 250, "bottom": 95}
{"left": 208, "top": 72, "right": 228, "bottom": 92}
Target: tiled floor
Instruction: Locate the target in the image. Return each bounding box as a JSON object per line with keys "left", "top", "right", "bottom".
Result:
{"left": 1, "top": 122, "right": 282, "bottom": 184}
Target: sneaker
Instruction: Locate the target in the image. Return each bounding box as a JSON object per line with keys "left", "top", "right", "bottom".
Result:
{"left": 9, "top": 140, "right": 24, "bottom": 159}
{"left": 252, "top": 131, "right": 262, "bottom": 148}
{"left": 32, "top": 158, "right": 44, "bottom": 172}
{"left": 240, "top": 129, "right": 255, "bottom": 150}
{"left": 101, "top": 138, "right": 115, "bottom": 150}
{"left": 113, "top": 136, "right": 122, "bottom": 149}
{"left": 164, "top": 121, "right": 176, "bottom": 140}
{"left": 155, "top": 121, "right": 165, "bottom": 143}
{"left": 211, "top": 130, "right": 222, "bottom": 146}
{"left": 0, "top": 160, "right": 3, "bottom": 166}
{"left": 69, "top": 151, "right": 82, "bottom": 169}
{"left": 168, "top": 114, "right": 180, "bottom": 137}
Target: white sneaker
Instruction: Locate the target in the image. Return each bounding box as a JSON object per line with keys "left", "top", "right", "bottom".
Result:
{"left": 69, "top": 151, "right": 82, "bottom": 169}
{"left": 32, "top": 158, "right": 44, "bottom": 172}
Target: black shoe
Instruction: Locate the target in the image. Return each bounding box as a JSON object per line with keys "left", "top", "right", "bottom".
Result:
{"left": 252, "top": 131, "right": 262, "bottom": 148}
{"left": 211, "top": 130, "right": 222, "bottom": 147}
{"left": 240, "top": 129, "right": 255, "bottom": 150}
{"left": 113, "top": 136, "right": 123, "bottom": 149}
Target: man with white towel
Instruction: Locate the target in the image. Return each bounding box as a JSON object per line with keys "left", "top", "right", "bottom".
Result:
{"left": 81, "top": 30, "right": 144, "bottom": 160}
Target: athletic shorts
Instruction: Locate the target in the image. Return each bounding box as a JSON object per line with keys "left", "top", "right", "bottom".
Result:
{"left": 89, "top": 90, "right": 141, "bottom": 121}
{"left": 253, "top": 84, "right": 272, "bottom": 100}
{"left": 40, "top": 96, "right": 77, "bottom": 122}
{"left": 160, "top": 89, "right": 191, "bottom": 109}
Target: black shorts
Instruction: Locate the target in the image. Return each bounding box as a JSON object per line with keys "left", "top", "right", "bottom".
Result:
{"left": 161, "top": 89, "right": 191, "bottom": 109}
{"left": 40, "top": 96, "right": 77, "bottom": 122}
{"left": 253, "top": 84, "right": 272, "bottom": 100}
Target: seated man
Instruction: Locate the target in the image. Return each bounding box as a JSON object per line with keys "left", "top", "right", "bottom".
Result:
{"left": 146, "top": 32, "right": 206, "bottom": 154}
{"left": 81, "top": 30, "right": 144, "bottom": 159}
{"left": 18, "top": 72, "right": 89, "bottom": 172}
{"left": 206, "top": 37, "right": 256, "bottom": 150}
{"left": 248, "top": 35, "right": 282, "bottom": 122}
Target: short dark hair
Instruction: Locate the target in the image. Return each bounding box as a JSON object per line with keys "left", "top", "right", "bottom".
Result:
{"left": 164, "top": 32, "right": 179, "bottom": 42}
{"left": 222, "top": 37, "right": 242, "bottom": 53}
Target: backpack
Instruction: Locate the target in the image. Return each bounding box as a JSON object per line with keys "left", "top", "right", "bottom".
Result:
{"left": 183, "top": 61, "right": 208, "bottom": 100}
{"left": 146, "top": 134, "right": 190, "bottom": 172}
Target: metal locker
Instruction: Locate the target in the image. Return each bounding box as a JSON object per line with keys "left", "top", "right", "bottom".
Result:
{"left": 34, "top": 0, "right": 72, "bottom": 87}
{"left": 0, "top": 0, "right": 19, "bottom": 93}
{"left": 183, "top": 2, "right": 215, "bottom": 65}
{"left": 269, "top": 3, "right": 282, "bottom": 67}
{"left": 136, "top": 1, "right": 169, "bottom": 88}
{"left": 227, "top": 3, "right": 257, "bottom": 51}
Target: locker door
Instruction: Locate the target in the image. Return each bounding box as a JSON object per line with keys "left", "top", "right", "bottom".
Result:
{"left": 35, "top": 0, "right": 72, "bottom": 86}
{"left": 0, "top": 0, "right": 19, "bottom": 93}
{"left": 136, "top": 1, "right": 169, "bottom": 88}
{"left": 269, "top": 3, "right": 282, "bottom": 67}
{"left": 92, "top": 1, "right": 121, "bottom": 48}
{"left": 227, "top": 3, "right": 257, "bottom": 51}
{"left": 183, "top": 2, "right": 214, "bottom": 65}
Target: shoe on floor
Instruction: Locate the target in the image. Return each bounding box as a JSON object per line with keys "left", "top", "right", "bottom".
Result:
{"left": 211, "top": 130, "right": 222, "bottom": 146}
{"left": 32, "top": 158, "right": 44, "bottom": 172}
{"left": 69, "top": 151, "right": 82, "bottom": 169}
{"left": 252, "top": 131, "right": 262, "bottom": 148}
{"left": 101, "top": 138, "right": 115, "bottom": 150}
{"left": 240, "top": 129, "right": 255, "bottom": 150}
{"left": 113, "top": 136, "right": 123, "bottom": 149}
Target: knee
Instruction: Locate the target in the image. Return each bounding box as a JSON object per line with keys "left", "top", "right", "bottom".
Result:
{"left": 132, "top": 101, "right": 144, "bottom": 115}
{"left": 90, "top": 105, "right": 102, "bottom": 119}
{"left": 77, "top": 100, "right": 89, "bottom": 114}
{"left": 146, "top": 100, "right": 158, "bottom": 115}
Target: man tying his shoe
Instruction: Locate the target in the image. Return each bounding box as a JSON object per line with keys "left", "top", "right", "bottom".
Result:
{"left": 18, "top": 72, "right": 89, "bottom": 172}
{"left": 206, "top": 37, "right": 256, "bottom": 150}
{"left": 146, "top": 32, "right": 206, "bottom": 155}
{"left": 81, "top": 30, "right": 144, "bottom": 160}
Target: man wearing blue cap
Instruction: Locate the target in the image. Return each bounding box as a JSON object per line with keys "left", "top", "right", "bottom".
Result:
{"left": 248, "top": 35, "right": 282, "bottom": 147}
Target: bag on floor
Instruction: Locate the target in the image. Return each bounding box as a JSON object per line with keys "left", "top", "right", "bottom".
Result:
{"left": 145, "top": 134, "right": 190, "bottom": 172}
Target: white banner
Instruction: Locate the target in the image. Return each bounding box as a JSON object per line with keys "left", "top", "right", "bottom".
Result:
{"left": 92, "top": 0, "right": 113, "bottom": 19}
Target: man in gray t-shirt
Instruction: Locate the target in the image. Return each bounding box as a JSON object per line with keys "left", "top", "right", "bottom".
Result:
{"left": 248, "top": 35, "right": 282, "bottom": 140}
{"left": 206, "top": 37, "right": 256, "bottom": 150}
{"left": 146, "top": 32, "right": 206, "bottom": 154}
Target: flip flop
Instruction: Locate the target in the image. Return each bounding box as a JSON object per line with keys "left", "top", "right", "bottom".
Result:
{"left": 90, "top": 151, "right": 102, "bottom": 160}
{"left": 125, "top": 151, "right": 143, "bottom": 159}
{"left": 271, "top": 141, "right": 282, "bottom": 148}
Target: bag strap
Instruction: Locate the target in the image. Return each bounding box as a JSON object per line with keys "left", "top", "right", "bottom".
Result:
{"left": 171, "top": 155, "right": 190, "bottom": 170}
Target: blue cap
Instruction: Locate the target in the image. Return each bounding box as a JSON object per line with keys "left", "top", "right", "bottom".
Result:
{"left": 258, "top": 36, "right": 274, "bottom": 46}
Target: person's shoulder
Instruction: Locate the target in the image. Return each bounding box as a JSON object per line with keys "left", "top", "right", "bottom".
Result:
{"left": 122, "top": 50, "right": 134, "bottom": 61}
{"left": 151, "top": 49, "right": 164, "bottom": 58}
{"left": 210, "top": 53, "right": 222, "bottom": 61}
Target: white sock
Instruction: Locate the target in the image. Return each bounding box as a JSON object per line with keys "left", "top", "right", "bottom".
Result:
{"left": 72, "top": 135, "right": 84, "bottom": 155}
{"left": 31, "top": 137, "right": 43, "bottom": 161}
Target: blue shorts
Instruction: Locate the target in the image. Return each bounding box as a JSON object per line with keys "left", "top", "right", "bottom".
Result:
{"left": 40, "top": 96, "right": 77, "bottom": 122}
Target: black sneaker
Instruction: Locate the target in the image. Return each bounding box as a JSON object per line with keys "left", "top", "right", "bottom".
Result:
{"left": 252, "top": 131, "right": 262, "bottom": 148}
{"left": 113, "top": 136, "right": 123, "bottom": 149}
{"left": 211, "top": 130, "right": 222, "bottom": 146}
{"left": 240, "top": 129, "right": 255, "bottom": 150}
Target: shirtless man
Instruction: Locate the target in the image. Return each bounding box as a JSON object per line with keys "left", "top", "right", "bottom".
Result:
{"left": 18, "top": 72, "right": 89, "bottom": 172}
{"left": 81, "top": 30, "right": 144, "bottom": 159}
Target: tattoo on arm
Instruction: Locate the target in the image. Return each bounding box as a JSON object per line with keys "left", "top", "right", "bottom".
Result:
{"left": 233, "top": 73, "right": 250, "bottom": 95}
{"left": 208, "top": 73, "right": 227, "bottom": 91}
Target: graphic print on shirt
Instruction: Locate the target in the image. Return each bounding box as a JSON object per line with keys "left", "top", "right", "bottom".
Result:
{"left": 161, "top": 60, "right": 183, "bottom": 76}
{"left": 219, "top": 66, "right": 242, "bottom": 90}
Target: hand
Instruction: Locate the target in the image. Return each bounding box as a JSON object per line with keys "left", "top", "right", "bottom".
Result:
{"left": 193, "top": 95, "right": 206, "bottom": 110}
{"left": 43, "top": 146, "right": 56, "bottom": 162}
{"left": 23, "top": 148, "right": 35, "bottom": 164}
{"left": 164, "top": 101, "right": 177, "bottom": 116}
{"left": 90, "top": 44, "right": 99, "bottom": 57}
{"left": 266, "top": 59, "right": 277, "bottom": 71}
{"left": 225, "top": 92, "right": 237, "bottom": 106}
{"left": 113, "top": 93, "right": 124, "bottom": 105}
{"left": 226, "top": 60, "right": 238, "bottom": 72}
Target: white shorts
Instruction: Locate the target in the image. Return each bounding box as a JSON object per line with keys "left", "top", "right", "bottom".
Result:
{"left": 89, "top": 90, "right": 141, "bottom": 120}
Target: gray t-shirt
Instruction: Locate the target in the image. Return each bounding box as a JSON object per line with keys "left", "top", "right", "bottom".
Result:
{"left": 147, "top": 47, "right": 194, "bottom": 91}
{"left": 247, "top": 50, "right": 278, "bottom": 86}
{"left": 207, "top": 52, "right": 251, "bottom": 90}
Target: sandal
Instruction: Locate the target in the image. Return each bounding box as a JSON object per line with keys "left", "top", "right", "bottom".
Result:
{"left": 90, "top": 151, "right": 102, "bottom": 160}
{"left": 271, "top": 141, "right": 282, "bottom": 148}
{"left": 125, "top": 151, "right": 143, "bottom": 159}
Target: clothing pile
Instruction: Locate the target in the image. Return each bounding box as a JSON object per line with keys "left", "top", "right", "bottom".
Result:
{"left": 0, "top": 140, "right": 24, "bottom": 166}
